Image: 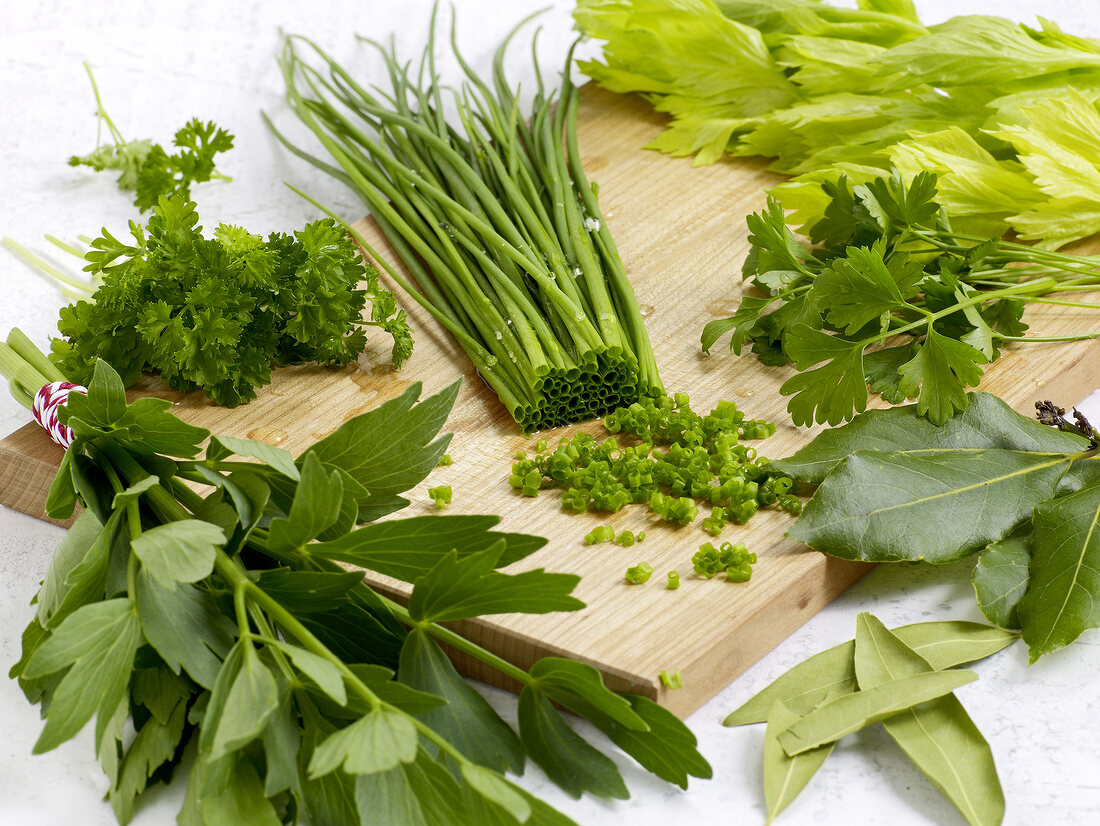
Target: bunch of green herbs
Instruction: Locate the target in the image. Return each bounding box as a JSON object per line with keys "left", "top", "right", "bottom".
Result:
{"left": 575, "top": 0, "right": 1100, "bottom": 248}
{"left": 0, "top": 342, "right": 711, "bottom": 826}
{"left": 68, "top": 62, "right": 234, "bottom": 211}
{"left": 46, "top": 194, "right": 412, "bottom": 407}
{"left": 726, "top": 613, "right": 1017, "bottom": 825}
{"left": 269, "top": 10, "right": 662, "bottom": 433}
{"left": 703, "top": 172, "right": 1100, "bottom": 426}
{"left": 773, "top": 391, "right": 1100, "bottom": 661}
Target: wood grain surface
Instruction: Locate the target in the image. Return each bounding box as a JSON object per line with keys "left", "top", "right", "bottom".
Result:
{"left": 2, "top": 85, "right": 1099, "bottom": 718}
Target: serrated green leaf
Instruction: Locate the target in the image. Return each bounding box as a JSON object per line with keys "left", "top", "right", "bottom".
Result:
{"left": 354, "top": 765, "right": 430, "bottom": 826}
{"left": 302, "top": 380, "right": 458, "bottom": 500}
{"left": 269, "top": 640, "right": 347, "bottom": 706}
{"left": 24, "top": 598, "right": 143, "bottom": 753}
{"left": 260, "top": 687, "right": 302, "bottom": 797}
{"left": 1019, "top": 480, "right": 1100, "bottom": 660}
{"left": 131, "top": 519, "right": 226, "bottom": 589}
{"left": 267, "top": 452, "right": 344, "bottom": 554}
{"left": 777, "top": 669, "right": 978, "bottom": 756}
{"left": 134, "top": 570, "right": 234, "bottom": 689}
{"left": 701, "top": 295, "right": 773, "bottom": 356}
{"left": 311, "top": 515, "right": 547, "bottom": 583}
{"left": 811, "top": 243, "right": 919, "bottom": 335}
{"left": 528, "top": 658, "right": 645, "bottom": 731}
{"left": 973, "top": 527, "right": 1032, "bottom": 629}
{"left": 109, "top": 697, "right": 187, "bottom": 824}
{"left": 897, "top": 328, "right": 986, "bottom": 425}
{"left": 308, "top": 708, "right": 418, "bottom": 778}
{"left": 780, "top": 324, "right": 868, "bottom": 426}
{"left": 256, "top": 568, "right": 365, "bottom": 613}
{"left": 407, "top": 545, "right": 582, "bottom": 624}
{"left": 517, "top": 686, "right": 628, "bottom": 799}
{"left": 771, "top": 391, "right": 1088, "bottom": 485}
{"left": 863, "top": 343, "right": 914, "bottom": 405}
{"left": 207, "top": 433, "right": 299, "bottom": 480}
{"left": 111, "top": 476, "right": 159, "bottom": 510}
{"left": 198, "top": 756, "right": 283, "bottom": 826}
{"left": 209, "top": 650, "right": 280, "bottom": 759}
{"left": 398, "top": 629, "right": 524, "bottom": 774}
{"left": 763, "top": 700, "right": 833, "bottom": 824}
{"left": 787, "top": 448, "right": 1072, "bottom": 562}
{"left": 300, "top": 721, "right": 360, "bottom": 826}
{"left": 112, "top": 397, "right": 209, "bottom": 457}
{"left": 461, "top": 764, "right": 531, "bottom": 824}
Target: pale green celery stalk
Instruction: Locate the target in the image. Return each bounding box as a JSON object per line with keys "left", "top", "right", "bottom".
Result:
{"left": 0, "top": 330, "right": 66, "bottom": 410}
{"left": 2, "top": 238, "right": 94, "bottom": 302}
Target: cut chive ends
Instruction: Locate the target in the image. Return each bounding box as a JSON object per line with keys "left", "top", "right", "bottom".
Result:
{"left": 272, "top": 8, "right": 662, "bottom": 435}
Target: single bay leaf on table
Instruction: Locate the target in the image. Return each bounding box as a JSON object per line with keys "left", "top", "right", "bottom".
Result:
{"left": 762, "top": 700, "right": 834, "bottom": 825}
{"left": 1019, "top": 480, "right": 1100, "bottom": 661}
{"left": 777, "top": 669, "right": 978, "bottom": 755}
{"left": 771, "top": 391, "right": 1088, "bottom": 485}
{"left": 973, "top": 528, "right": 1032, "bottom": 630}
{"left": 853, "top": 614, "right": 1004, "bottom": 826}
{"left": 724, "top": 620, "right": 1016, "bottom": 726}
{"left": 786, "top": 448, "right": 1073, "bottom": 562}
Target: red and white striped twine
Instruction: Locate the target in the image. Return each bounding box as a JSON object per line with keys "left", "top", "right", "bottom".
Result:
{"left": 32, "top": 381, "right": 88, "bottom": 449}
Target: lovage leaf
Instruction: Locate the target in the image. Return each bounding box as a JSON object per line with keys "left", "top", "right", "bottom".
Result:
{"left": 397, "top": 629, "right": 524, "bottom": 774}
{"left": 23, "top": 598, "right": 143, "bottom": 753}
{"left": 130, "top": 519, "right": 227, "bottom": 590}
{"left": 787, "top": 448, "right": 1073, "bottom": 562}
{"left": 517, "top": 685, "right": 629, "bottom": 800}
{"left": 267, "top": 453, "right": 344, "bottom": 554}
{"left": 310, "top": 515, "right": 546, "bottom": 584}
{"left": 406, "top": 545, "right": 583, "bottom": 624}
{"left": 303, "top": 380, "right": 458, "bottom": 504}
{"left": 1019, "top": 479, "right": 1100, "bottom": 660}
{"left": 308, "top": 708, "right": 418, "bottom": 778}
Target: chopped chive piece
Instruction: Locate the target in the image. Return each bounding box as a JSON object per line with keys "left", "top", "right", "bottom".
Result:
{"left": 659, "top": 669, "right": 683, "bottom": 689}
{"left": 535, "top": 438, "right": 548, "bottom": 452}
{"left": 693, "top": 540, "right": 756, "bottom": 581}
{"left": 584, "top": 525, "right": 616, "bottom": 545}
{"left": 515, "top": 449, "right": 527, "bottom": 461}
{"left": 637, "top": 531, "right": 646, "bottom": 542}
{"left": 702, "top": 506, "right": 726, "bottom": 536}
{"left": 625, "top": 561, "right": 654, "bottom": 585}
{"left": 615, "top": 529, "right": 635, "bottom": 547}
{"left": 437, "top": 453, "right": 453, "bottom": 466}
{"left": 427, "top": 485, "right": 452, "bottom": 509}
{"left": 666, "top": 570, "right": 680, "bottom": 590}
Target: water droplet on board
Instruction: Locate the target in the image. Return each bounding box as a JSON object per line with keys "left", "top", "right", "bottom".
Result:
{"left": 247, "top": 428, "right": 288, "bottom": 446}
{"left": 638, "top": 304, "right": 654, "bottom": 318}
{"left": 707, "top": 299, "right": 740, "bottom": 317}
{"left": 736, "top": 389, "right": 755, "bottom": 398}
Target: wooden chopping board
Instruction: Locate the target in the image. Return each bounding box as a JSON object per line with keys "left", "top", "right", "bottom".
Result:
{"left": 2, "top": 85, "right": 1099, "bottom": 718}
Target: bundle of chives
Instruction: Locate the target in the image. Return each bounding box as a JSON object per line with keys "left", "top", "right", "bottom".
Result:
{"left": 270, "top": 10, "right": 663, "bottom": 434}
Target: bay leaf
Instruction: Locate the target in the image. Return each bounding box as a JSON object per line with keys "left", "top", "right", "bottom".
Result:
{"left": 972, "top": 528, "right": 1032, "bottom": 630}
{"left": 724, "top": 620, "right": 1016, "bottom": 726}
{"left": 762, "top": 700, "right": 833, "bottom": 824}
{"left": 786, "top": 448, "right": 1073, "bottom": 562}
{"left": 1019, "top": 480, "right": 1100, "bottom": 660}
{"left": 854, "top": 614, "right": 1004, "bottom": 826}
{"left": 771, "top": 391, "right": 1087, "bottom": 485}
{"left": 777, "top": 669, "right": 977, "bottom": 755}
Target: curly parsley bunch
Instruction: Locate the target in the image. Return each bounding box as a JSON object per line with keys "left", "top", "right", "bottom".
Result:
{"left": 51, "top": 194, "right": 413, "bottom": 406}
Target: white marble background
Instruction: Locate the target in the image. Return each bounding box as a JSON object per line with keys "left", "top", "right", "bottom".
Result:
{"left": 2, "top": 1, "right": 1099, "bottom": 824}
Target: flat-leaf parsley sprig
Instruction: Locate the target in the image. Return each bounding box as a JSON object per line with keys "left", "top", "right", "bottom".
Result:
{"left": 704, "top": 172, "right": 1100, "bottom": 426}
{"left": 0, "top": 345, "right": 712, "bottom": 825}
